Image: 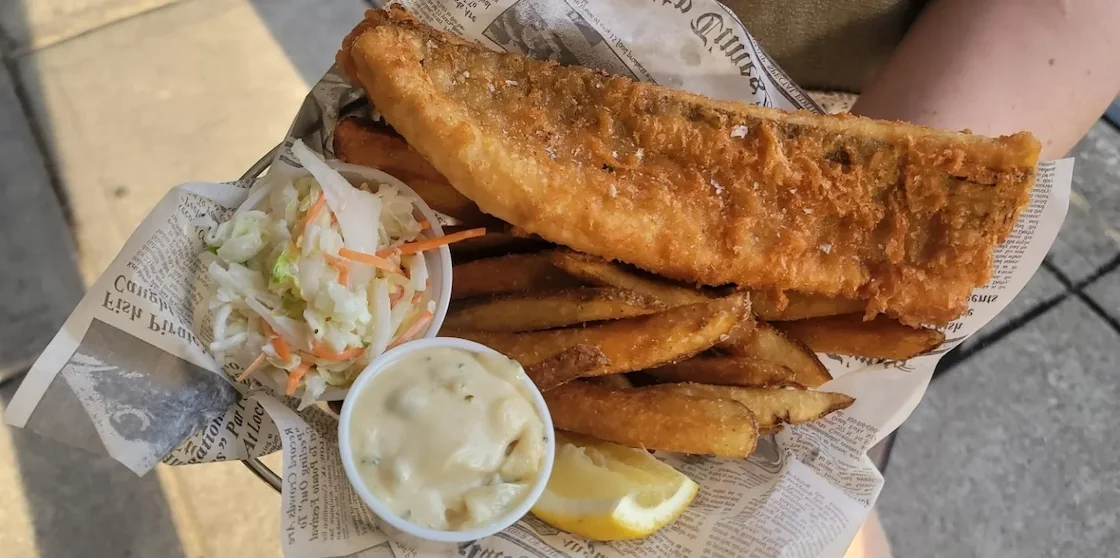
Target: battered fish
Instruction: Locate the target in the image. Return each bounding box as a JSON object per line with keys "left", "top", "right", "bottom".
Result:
{"left": 338, "top": 7, "right": 1041, "bottom": 326}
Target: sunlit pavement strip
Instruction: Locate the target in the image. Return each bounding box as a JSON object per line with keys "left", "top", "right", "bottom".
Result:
{"left": 15, "top": 0, "right": 365, "bottom": 284}
{"left": 0, "top": 0, "right": 364, "bottom": 556}
{"left": 0, "top": 400, "right": 38, "bottom": 557}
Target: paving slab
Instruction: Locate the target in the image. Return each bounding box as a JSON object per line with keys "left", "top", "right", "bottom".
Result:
{"left": 980, "top": 267, "right": 1066, "bottom": 335}
{"left": 3, "top": 2, "right": 364, "bottom": 556}
{"left": 16, "top": 0, "right": 366, "bottom": 283}
{"left": 245, "top": 0, "right": 375, "bottom": 84}
{"left": 879, "top": 297, "right": 1120, "bottom": 557}
{"left": 0, "top": 60, "right": 83, "bottom": 378}
{"left": 160, "top": 459, "right": 283, "bottom": 558}
{"left": 1084, "top": 267, "right": 1120, "bottom": 323}
{"left": 0, "top": 0, "right": 180, "bottom": 55}
{"left": 954, "top": 267, "right": 1067, "bottom": 356}
{"left": 0, "top": 380, "right": 188, "bottom": 558}
{"left": 1045, "top": 120, "right": 1120, "bottom": 283}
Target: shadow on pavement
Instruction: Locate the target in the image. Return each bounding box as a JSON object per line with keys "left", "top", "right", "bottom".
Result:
{"left": 247, "top": 0, "right": 374, "bottom": 85}
{"left": 2, "top": 380, "right": 187, "bottom": 558}
{"left": 0, "top": 2, "right": 187, "bottom": 556}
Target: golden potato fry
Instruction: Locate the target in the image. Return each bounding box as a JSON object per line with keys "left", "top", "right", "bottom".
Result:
{"left": 404, "top": 178, "right": 501, "bottom": 228}
{"left": 447, "top": 231, "right": 551, "bottom": 261}
{"left": 550, "top": 250, "right": 713, "bottom": 307}
{"left": 525, "top": 345, "right": 610, "bottom": 392}
{"left": 445, "top": 288, "right": 665, "bottom": 332}
{"left": 587, "top": 373, "right": 634, "bottom": 389}
{"left": 451, "top": 252, "right": 582, "bottom": 300}
{"left": 334, "top": 118, "right": 445, "bottom": 182}
{"left": 648, "top": 355, "right": 795, "bottom": 387}
{"left": 448, "top": 295, "right": 748, "bottom": 378}
{"left": 334, "top": 119, "right": 501, "bottom": 227}
{"left": 775, "top": 314, "right": 946, "bottom": 360}
{"left": 543, "top": 381, "right": 758, "bottom": 457}
{"left": 750, "top": 291, "right": 866, "bottom": 321}
{"left": 717, "top": 322, "right": 832, "bottom": 388}
{"left": 547, "top": 251, "right": 831, "bottom": 384}
{"left": 508, "top": 226, "right": 540, "bottom": 239}
{"left": 649, "top": 383, "right": 854, "bottom": 430}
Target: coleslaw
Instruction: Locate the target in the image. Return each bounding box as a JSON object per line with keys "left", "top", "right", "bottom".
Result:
{"left": 204, "top": 140, "right": 481, "bottom": 407}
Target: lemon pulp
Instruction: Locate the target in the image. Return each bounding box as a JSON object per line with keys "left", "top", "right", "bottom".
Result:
{"left": 530, "top": 432, "right": 698, "bottom": 540}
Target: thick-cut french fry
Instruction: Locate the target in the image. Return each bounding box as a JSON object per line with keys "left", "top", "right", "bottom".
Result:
{"left": 447, "top": 231, "right": 550, "bottom": 261}
{"left": 403, "top": 178, "right": 500, "bottom": 228}
{"left": 334, "top": 119, "right": 500, "bottom": 227}
{"left": 451, "top": 252, "right": 582, "bottom": 300}
{"left": 550, "top": 251, "right": 713, "bottom": 307}
{"left": 508, "top": 226, "right": 540, "bottom": 239}
{"left": 525, "top": 345, "right": 610, "bottom": 392}
{"left": 544, "top": 381, "right": 758, "bottom": 457}
{"left": 648, "top": 355, "right": 795, "bottom": 387}
{"left": 549, "top": 251, "right": 831, "bottom": 385}
{"left": 588, "top": 373, "right": 634, "bottom": 389}
{"left": 445, "top": 288, "right": 665, "bottom": 332}
{"left": 717, "top": 322, "right": 832, "bottom": 388}
{"left": 750, "top": 291, "right": 866, "bottom": 321}
{"left": 334, "top": 118, "right": 445, "bottom": 182}
{"left": 448, "top": 295, "right": 748, "bottom": 378}
{"left": 775, "top": 314, "right": 945, "bottom": 360}
{"left": 648, "top": 383, "right": 854, "bottom": 430}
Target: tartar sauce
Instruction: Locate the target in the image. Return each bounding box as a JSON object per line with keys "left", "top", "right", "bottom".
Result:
{"left": 347, "top": 347, "right": 546, "bottom": 531}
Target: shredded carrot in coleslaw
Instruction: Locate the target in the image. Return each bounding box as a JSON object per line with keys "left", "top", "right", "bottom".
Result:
{"left": 236, "top": 353, "right": 267, "bottom": 382}
{"left": 325, "top": 254, "right": 351, "bottom": 287}
{"left": 376, "top": 228, "right": 485, "bottom": 257}
{"left": 295, "top": 191, "right": 326, "bottom": 244}
{"left": 261, "top": 322, "right": 292, "bottom": 363}
{"left": 388, "top": 310, "right": 434, "bottom": 349}
{"left": 311, "top": 342, "right": 366, "bottom": 361}
{"left": 286, "top": 361, "right": 311, "bottom": 395}
{"left": 339, "top": 248, "right": 403, "bottom": 275}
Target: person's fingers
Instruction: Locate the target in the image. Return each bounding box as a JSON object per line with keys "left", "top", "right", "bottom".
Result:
{"left": 844, "top": 509, "right": 892, "bottom": 558}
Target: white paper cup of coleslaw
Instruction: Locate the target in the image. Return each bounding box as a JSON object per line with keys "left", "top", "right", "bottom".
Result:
{"left": 238, "top": 160, "right": 453, "bottom": 401}
{"left": 338, "top": 337, "right": 556, "bottom": 549}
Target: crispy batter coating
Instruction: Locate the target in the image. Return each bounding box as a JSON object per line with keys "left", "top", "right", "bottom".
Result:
{"left": 339, "top": 7, "right": 1041, "bottom": 326}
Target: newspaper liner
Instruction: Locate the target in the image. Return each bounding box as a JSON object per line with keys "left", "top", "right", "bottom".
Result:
{"left": 4, "top": 1, "right": 1072, "bottom": 556}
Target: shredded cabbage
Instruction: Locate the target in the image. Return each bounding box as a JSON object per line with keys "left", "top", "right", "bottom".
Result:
{"left": 205, "top": 146, "right": 433, "bottom": 401}
{"left": 214, "top": 211, "right": 270, "bottom": 263}
{"left": 269, "top": 246, "right": 299, "bottom": 294}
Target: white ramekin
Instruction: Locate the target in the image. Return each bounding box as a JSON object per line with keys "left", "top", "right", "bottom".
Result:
{"left": 337, "top": 337, "right": 555, "bottom": 548}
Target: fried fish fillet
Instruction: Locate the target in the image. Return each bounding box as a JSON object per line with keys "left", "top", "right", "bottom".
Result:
{"left": 338, "top": 7, "right": 1041, "bottom": 326}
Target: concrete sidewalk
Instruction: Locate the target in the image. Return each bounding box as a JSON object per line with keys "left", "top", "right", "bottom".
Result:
{"left": 0, "top": 1, "right": 1117, "bottom": 557}
{"left": 0, "top": 1, "right": 367, "bottom": 556}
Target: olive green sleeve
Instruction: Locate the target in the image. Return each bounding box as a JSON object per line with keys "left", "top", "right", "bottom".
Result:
{"left": 720, "top": 0, "right": 925, "bottom": 92}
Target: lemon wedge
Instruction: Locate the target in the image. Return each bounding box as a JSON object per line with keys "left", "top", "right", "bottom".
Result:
{"left": 531, "top": 432, "right": 698, "bottom": 540}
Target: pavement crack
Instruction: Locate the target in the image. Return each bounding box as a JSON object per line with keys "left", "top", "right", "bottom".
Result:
{"left": 1073, "top": 252, "right": 1120, "bottom": 292}
{"left": 933, "top": 291, "right": 1071, "bottom": 381}
{"left": 1076, "top": 291, "right": 1120, "bottom": 339}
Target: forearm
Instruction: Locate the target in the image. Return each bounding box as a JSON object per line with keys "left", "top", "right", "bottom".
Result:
{"left": 851, "top": 0, "right": 1120, "bottom": 159}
